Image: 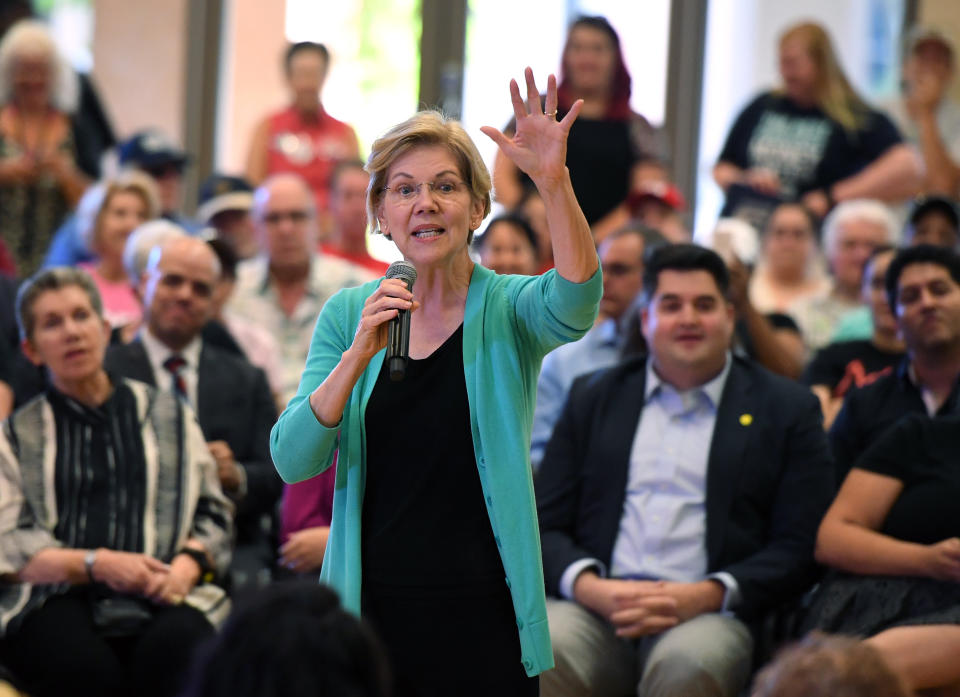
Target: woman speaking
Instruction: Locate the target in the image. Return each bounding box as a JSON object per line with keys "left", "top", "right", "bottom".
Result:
{"left": 270, "top": 69, "right": 600, "bottom": 695}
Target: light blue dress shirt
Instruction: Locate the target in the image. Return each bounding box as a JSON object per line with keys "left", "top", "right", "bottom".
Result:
{"left": 531, "top": 318, "right": 621, "bottom": 469}
{"left": 560, "top": 355, "right": 741, "bottom": 611}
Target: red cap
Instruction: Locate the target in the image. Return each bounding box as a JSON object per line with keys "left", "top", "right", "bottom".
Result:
{"left": 627, "top": 181, "right": 686, "bottom": 214}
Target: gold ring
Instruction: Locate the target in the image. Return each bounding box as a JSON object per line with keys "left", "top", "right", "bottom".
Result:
{"left": 545, "top": 110, "right": 557, "bottom": 118}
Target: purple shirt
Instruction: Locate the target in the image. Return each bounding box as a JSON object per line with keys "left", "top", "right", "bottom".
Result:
{"left": 280, "top": 454, "right": 336, "bottom": 543}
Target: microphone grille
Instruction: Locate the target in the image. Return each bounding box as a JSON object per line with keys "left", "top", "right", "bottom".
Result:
{"left": 385, "top": 260, "right": 418, "bottom": 287}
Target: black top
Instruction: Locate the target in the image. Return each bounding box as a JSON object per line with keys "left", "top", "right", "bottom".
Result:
{"left": 507, "top": 104, "right": 660, "bottom": 225}
{"left": 829, "top": 359, "right": 960, "bottom": 485}
{"left": 855, "top": 413, "right": 960, "bottom": 545}
{"left": 362, "top": 324, "right": 505, "bottom": 591}
{"left": 718, "top": 92, "right": 902, "bottom": 199}
{"left": 46, "top": 378, "right": 147, "bottom": 551}
{"left": 802, "top": 339, "right": 904, "bottom": 398}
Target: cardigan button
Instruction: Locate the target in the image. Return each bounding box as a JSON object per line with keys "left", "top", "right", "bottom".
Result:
{"left": 517, "top": 617, "right": 524, "bottom": 629}
{"left": 522, "top": 658, "right": 532, "bottom": 671}
{"left": 486, "top": 495, "right": 493, "bottom": 506}
{"left": 495, "top": 535, "right": 502, "bottom": 548}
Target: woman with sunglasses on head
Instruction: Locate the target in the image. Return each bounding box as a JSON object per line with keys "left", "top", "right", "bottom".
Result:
{"left": 271, "top": 69, "right": 601, "bottom": 696}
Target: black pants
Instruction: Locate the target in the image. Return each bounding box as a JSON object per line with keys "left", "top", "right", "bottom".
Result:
{"left": 4, "top": 590, "right": 214, "bottom": 697}
{"left": 363, "top": 583, "right": 539, "bottom": 697}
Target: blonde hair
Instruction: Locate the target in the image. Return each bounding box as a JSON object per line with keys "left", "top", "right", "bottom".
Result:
{"left": 779, "top": 22, "right": 868, "bottom": 132}
{"left": 80, "top": 171, "right": 160, "bottom": 252}
{"left": 366, "top": 110, "right": 492, "bottom": 242}
{"left": 0, "top": 19, "right": 78, "bottom": 113}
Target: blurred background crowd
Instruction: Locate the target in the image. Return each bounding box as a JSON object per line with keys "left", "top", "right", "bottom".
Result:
{"left": 1, "top": 0, "right": 960, "bottom": 696}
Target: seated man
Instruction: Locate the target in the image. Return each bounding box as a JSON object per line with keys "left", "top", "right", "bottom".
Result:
{"left": 531, "top": 224, "right": 664, "bottom": 469}
{"left": 196, "top": 173, "right": 258, "bottom": 260}
{"left": 903, "top": 195, "right": 959, "bottom": 248}
{"left": 106, "top": 237, "right": 280, "bottom": 588}
{"left": 803, "top": 247, "right": 905, "bottom": 429}
{"left": 320, "top": 160, "right": 390, "bottom": 275}
{"left": 537, "top": 244, "right": 834, "bottom": 697}
{"left": 830, "top": 243, "right": 960, "bottom": 483}
{"left": 228, "top": 173, "right": 376, "bottom": 404}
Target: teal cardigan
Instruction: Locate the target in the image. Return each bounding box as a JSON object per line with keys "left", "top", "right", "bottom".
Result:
{"left": 270, "top": 262, "right": 601, "bottom": 676}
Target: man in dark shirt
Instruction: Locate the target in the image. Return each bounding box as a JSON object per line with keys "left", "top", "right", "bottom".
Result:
{"left": 830, "top": 244, "right": 960, "bottom": 483}
{"left": 804, "top": 247, "right": 905, "bottom": 428}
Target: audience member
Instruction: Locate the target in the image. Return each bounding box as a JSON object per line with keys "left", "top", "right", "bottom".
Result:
{"left": 180, "top": 582, "right": 390, "bottom": 697}
{"left": 833, "top": 195, "right": 960, "bottom": 342}
{"left": 118, "top": 130, "right": 197, "bottom": 232}
{"left": 0, "top": 20, "right": 89, "bottom": 276}
{"left": 530, "top": 224, "right": 664, "bottom": 469}
{"left": 277, "top": 465, "right": 336, "bottom": 576}
{"left": 803, "top": 247, "right": 905, "bottom": 428}
{"left": 791, "top": 199, "right": 896, "bottom": 351}
{"left": 830, "top": 244, "right": 960, "bottom": 483}
{"left": 536, "top": 244, "right": 833, "bottom": 697}
{"left": 748, "top": 202, "right": 829, "bottom": 316}
{"left": 885, "top": 25, "right": 960, "bottom": 196}
{"left": 518, "top": 186, "right": 553, "bottom": 272}
{"left": 474, "top": 212, "right": 540, "bottom": 276}
{"left": 492, "top": 15, "right": 663, "bottom": 240}
{"left": 714, "top": 21, "right": 919, "bottom": 223}
{"left": 903, "top": 194, "right": 959, "bottom": 248}
{"left": 0, "top": 267, "right": 232, "bottom": 697}
{"left": 319, "top": 160, "right": 389, "bottom": 275}
{"left": 196, "top": 173, "right": 258, "bottom": 260}
{"left": 625, "top": 179, "right": 690, "bottom": 244}
{"left": 76, "top": 171, "right": 158, "bottom": 328}
{"left": 229, "top": 173, "right": 376, "bottom": 404}
{"left": 807, "top": 412, "right": 960, "bottom": 694}
{"left": 105, "top": 237, "right": 280, "bottom": 589}
{"left": 245, "top": 41, "right": 360, "bottom": 219}
{"left": 206, "top": 237, "right": 283, "bottom": 402}
{"left": 751, "top": 632, "right": 912, "bottom": 697}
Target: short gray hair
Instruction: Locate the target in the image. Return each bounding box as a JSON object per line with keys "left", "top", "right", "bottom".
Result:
{"left": 16, "top": 267, "right": 104, "bottom": 341}
{"left": 822, "top": 199, "right": 898, "bottom": 258}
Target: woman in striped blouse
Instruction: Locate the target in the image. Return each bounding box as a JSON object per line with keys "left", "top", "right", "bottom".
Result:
{"left": 0, "top": 267, "right": 233, "bottom": 697}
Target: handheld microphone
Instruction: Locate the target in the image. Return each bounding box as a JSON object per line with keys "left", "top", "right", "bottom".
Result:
{"left": 385, "top": 260, "right": 418, "bottom": 381}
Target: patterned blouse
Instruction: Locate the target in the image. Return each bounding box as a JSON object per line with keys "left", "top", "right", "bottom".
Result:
{"left": 0, "top": 377, "right": 233, "bottom": 637}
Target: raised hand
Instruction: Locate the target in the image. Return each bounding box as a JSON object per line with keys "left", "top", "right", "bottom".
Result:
{"left": 480, "top": 67, "right": 583, "bottom": 187}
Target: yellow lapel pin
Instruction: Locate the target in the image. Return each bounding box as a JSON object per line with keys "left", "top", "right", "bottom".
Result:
{"left": 739, "top": 413, "right": 753, "bottom": 426}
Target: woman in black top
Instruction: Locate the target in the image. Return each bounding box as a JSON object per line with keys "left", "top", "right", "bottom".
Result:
{"left": 491, "top": 15, "right": 662, "bottom": 240}
{"left": 807, "top": 413, "right": 960, "bottom": 694}
{"left": 714, "top": 21, "right": 918, "bottom": 221}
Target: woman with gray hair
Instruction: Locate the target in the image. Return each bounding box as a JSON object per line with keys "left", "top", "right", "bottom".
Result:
{"left": 0, "top": 19, "right": 88, "bottom": 276}
{"left": 791, "top": 199, "right": 898, "bottom": 351}
{"left": 0, "top": 267, "right": 232, "bottom": 697}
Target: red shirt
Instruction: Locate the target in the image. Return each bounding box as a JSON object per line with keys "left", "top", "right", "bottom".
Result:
{"left": 265, "top": 106, "right": 358, "bottom": 212}
{"left": 320, "top": 243, "right": 390, "bottom": 276}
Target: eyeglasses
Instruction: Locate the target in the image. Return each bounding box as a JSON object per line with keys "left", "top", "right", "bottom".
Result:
{"left": 602, "top": 262, "right": 642, "bottom": 277}
{"left": 382, "top": 179, "right": 466, "bottom": 204}
{"left": 263, "top": 210, "right": 311, "bottom": 225}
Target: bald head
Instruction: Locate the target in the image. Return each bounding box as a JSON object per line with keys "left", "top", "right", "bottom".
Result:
{"left": 253, "top": 173, "right": 317, "bottom": 270}
{"left": 141, "top": 236, "right": 220, "bottom": 351}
